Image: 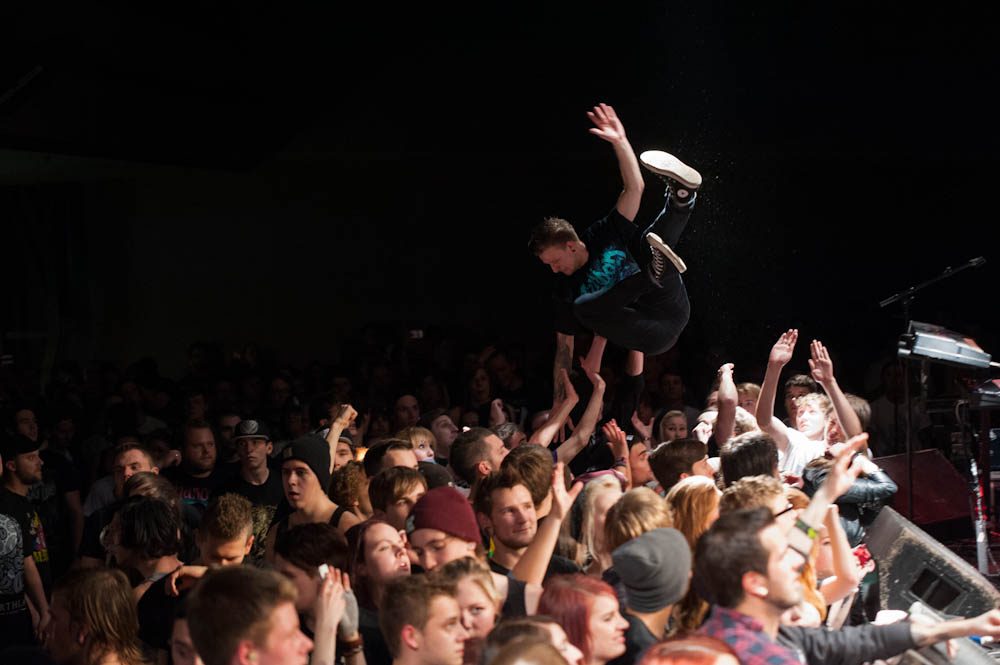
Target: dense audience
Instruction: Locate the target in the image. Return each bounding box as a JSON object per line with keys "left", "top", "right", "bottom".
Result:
{"left": 1, "top": 324, "right": 993, "bottom": 665}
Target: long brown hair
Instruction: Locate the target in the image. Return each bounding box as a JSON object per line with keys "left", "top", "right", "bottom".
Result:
{"left": 52, "top": 568, "right": 148, "bottom": 665}
{"left": 666, "top": 475, "right": 719, "bottom": 551}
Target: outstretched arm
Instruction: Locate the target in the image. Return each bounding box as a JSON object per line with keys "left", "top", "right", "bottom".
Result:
{"left": 715, "top": 363, "right": 738, "bottom": 446}
{"left": 531, "top": 370, "right": 579, "bottom": 447}
{"left": 554, "top": 333, "right": 575, "bottom": 403}
{"left": 756, "top": 329, "right": 797, "bottom": 453}
{"left": 588, "top": 103, "right": 644, "bottom": 222}
{"left": 555, "top": 365, "right": 606, "bottom": 463}
{"left": 809, "top": 340, "right": 864, "bottom": 443}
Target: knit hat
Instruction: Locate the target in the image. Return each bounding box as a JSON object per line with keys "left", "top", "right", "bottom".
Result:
{"left": 0, "top": 433, "right": 40, "bottom": 461}
{"left": 612, "top": 528, "right": 692, "bottom": 612}
{"left": 232, "top": 419, "right": 271, "bottom": 442}
{"left": 406, "top": 486, "right": 480, "bottom": 543}
{"left": 281, "top": 434, "right": 331, "bottom": 490}
{"left": 418, "top": 460, "right": 454, "bottom": 489}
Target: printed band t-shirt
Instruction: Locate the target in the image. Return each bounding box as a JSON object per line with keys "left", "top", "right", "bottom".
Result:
{"left": 552, "top": 209, "right": 639, "bottom": 334}
{"left": 0, "top": 488, "right": 50, "bottom": 596}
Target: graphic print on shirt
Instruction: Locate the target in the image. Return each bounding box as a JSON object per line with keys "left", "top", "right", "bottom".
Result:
{"left": 29, "top": 511, "right": 48, "bottom": 564}
{"left": 579, "top": 247, "right": 633, "bottom": 297}
{"left": 0, "top": 514, "right": 24, "bottom": 597}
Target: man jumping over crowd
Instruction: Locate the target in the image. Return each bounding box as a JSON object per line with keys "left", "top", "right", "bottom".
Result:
{"left": 529, "top": 103, "right": 702, "bottom": 373}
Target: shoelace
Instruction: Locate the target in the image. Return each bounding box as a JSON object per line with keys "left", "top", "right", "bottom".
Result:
{"left": 650, "top": 246, "right": 665, "bottom": 278}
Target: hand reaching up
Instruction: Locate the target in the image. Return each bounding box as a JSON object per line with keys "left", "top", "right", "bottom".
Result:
{"left": 769, "top": 329, "right": 799, "bottom": 367}
{"left": 808, "top": 340, "right": 835, "bottom": 386}
{"left": 587, "top": 103, "right": 627, "bottom": 144}
{"left": 549, "top": 462, "right": 584, "bottom": 521}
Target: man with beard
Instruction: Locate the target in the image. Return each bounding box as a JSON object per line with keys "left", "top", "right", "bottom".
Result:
{"left": 164, "top": 422, "right": 234, "bottom": 514}
{"left": 473, "top": 468, "right": 579, "bottom": 581}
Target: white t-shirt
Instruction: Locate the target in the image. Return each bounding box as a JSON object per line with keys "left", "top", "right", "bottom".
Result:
{"left": 778, "top": 429, "right": 827, "bottom": 478}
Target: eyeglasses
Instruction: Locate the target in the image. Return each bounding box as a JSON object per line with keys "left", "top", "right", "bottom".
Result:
{"left": 774, "top": 503, "right": 795, "bottom": 518}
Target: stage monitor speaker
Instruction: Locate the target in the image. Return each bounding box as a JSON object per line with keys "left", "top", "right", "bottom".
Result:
{"left": 873, "top": 449, "right": 969, "bottom": 524}
{"left": 865, "top": 507, "right": 1000, "bottom": 617}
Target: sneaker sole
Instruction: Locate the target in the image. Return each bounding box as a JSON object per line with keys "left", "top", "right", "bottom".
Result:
{"left": 639, "top": 150, "right": 702, "bottom": 190}
{"left": 647, "top": 233, "right": 687, "bottom": 274}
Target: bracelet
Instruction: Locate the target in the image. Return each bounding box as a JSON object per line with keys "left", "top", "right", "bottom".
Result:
{"left": 613, "top": 457, "right": 627, "bottom": 468}
{"left": 338, "top": 636, "right": 364, "bottom": 657}
{"left": 339, "top": 643, "right": 364, "bottom": 657}
{"left": 794, "top": 518, "right": 818, "bottom": 541}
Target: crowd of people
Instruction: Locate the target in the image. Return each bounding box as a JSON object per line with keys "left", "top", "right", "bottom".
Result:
{"left": 2, "top": 322, "right": 997, "bottom": 665}
{"left": 0, "top": 104, "right": 988, "bottom": 665}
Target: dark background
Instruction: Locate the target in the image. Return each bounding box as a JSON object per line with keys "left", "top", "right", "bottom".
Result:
{"left": 1, "top": 2, "right": 998, "bottom": 393}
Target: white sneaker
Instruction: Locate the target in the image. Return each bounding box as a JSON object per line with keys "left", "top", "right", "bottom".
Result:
{"left": 639, "top": 150, "right": 702, "bottom": 191}
{"left": 647, "top": 232, "right": 687, "bottom": 276}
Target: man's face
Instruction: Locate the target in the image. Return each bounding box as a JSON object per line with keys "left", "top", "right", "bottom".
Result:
{"left": 197, "top": 532, "right": 252, "bottom": 567}
{"left": 394, "top": 395, "right": 420, "bottom": 429}
{"left": 217, "top": 415, "right": 241, "bottom": 444}
{"left": 237, "top": 437, "right": 273, "bottom": 472}
{"left": 661, "top": 374, "right": 684, "bottom": 401}
{"left": 795, "top": 403, "right": 827, "bottom": 439}
{"left": 431, "top": 416, "right": 459, "bottom": 452}
{"left": 252, "top": 601, "right": 313, "bottom": 665}
{"left": 759, "top": 523, "right": 805, "bottom": 611}
{"left": 691, "top": 453, "right": 715, "bottom": 479}
{"left": 382, "top": 449, "right": 419, "bottom": 472}
{"left": 273, "top": 555, "right": 319, "bottom": 613}
{"left": 361, "top": 523, "right": 411, "bottom": 583}
{"left": 487, "top": 355, "right": 515, "bottom": 390}
{"left": 12, "top": 450, "right": 43, "bottom": 485}
{"left": 51, "top": 418, "right": 74, "bottom": 447}
{"left": 487, "top": 485, "right": 537, "bottom": 549}
{"left": 408, "top": 528, "right": 476, "bottom": 572}
{"left": 629, "top": 444, "right": 654, "bottom": 486}
{"left": 183, "top": 428, "right": 217, "bottom": 474}
{"left": 768, "top": 493, "right": 799, "bottom": 533}
{"left": 784, "top": 386, "right": 810, "bottom": 421}
{"left": 413, "top": 596, "right": 468, "bottom": 665}
{"left": 384, "top": 484, "right": 426, "bottom": 531}
{"left": 114, "top": 449, "right": 156, "bottom": 496}
{"left": 738, "top": 391, "right": 758, "bottom": 414}
{"left": 282, "top": 461, "right": 320, "bottom": 508}
{"left": 484, "top": 435, "right": 508, "bottom": 474}
{"left": 15, "top": 409, "right": 38, "bottom": 441}
{"left": 333, "top": 441, "right": 354, "bottom": 471}
{"left": 538, "top": 243, "right": 583, "bottom": 276}
{"left": 171, "top": 617, "right": 206, "bottom": 665}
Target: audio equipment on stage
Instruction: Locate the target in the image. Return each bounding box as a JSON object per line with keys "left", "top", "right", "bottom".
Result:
{"left": 898, "top": 321, "right": 992, "bottom": 370}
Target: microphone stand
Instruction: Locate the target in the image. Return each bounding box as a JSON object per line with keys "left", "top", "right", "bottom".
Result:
{"left": 879, "top": 257, "right": 987, "bottom": 521}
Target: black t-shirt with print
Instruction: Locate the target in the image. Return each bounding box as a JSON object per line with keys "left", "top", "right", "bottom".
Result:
{"left": 552, "top": 208, "right": 640, "bottom": 334}
{"left": 0, "top": 488, "right": 51, "bottom": 596}
{"left": 218, "top": 463, "right": 285, "bottom": 562}
{"left": 0, "top": 511, "right": 32, "bottom": 644}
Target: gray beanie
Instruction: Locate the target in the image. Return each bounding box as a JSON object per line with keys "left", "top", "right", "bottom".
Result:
{"left": 612, "top": 528, "right": 692, "bottom": 613}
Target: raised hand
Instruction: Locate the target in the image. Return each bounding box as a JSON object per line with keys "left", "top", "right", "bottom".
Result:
{"left": 579, "top": 356, "right": 607, "bottom": 392}
{"left": 587, "top": 103, "right": 627, "bottom": 144}
{"left": 315, "top": 567, "right": 348, "bottom": 641}
{"left": 808, "top": 340, "right": 835, "bottom": 386}
{"left": 337, "top": 573, "right": 361, "bottom": 640}
{"left": 334, "top": 404, "right": 358, "bottom": 429}
{"left": 601, "top": 419, "right": 628, "bottom": 456}
{"left": 489, "top": 398, "right": 507, "bottom": 427}
{"left": 631, "top": 410, "right": 653, "bottom": 442}
{"left": 820, "top": 433, "right": 868, "bottom": 500}
{"left": 768, "top": 329, "right": 799, "bottom": 367}
{"left": 560, "top": 369, "right": 579, "bottom": 405}
{"left": 549, "top": 462, "right": 584, "bottom": 521}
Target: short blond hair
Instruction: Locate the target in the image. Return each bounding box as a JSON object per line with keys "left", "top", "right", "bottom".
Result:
{"left": 719, "top": 474, "right": 784, "bottom": 514}
{"left": 604, "top": 487, "right": 673, "bottom": 553}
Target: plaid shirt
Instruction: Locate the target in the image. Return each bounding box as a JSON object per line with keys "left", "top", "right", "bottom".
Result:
{"left": 699, "top": 606, "right": 804, "bottom": 665}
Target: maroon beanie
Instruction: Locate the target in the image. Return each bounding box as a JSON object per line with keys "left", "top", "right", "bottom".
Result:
{"left": 406, "top": 486, "right": 480, "bottom": 543}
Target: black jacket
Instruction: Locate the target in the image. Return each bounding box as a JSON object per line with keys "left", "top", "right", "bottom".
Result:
{"left": 803, "top": 466, "right": 898, "bottom": 547}
{"left": 778, "top": 621, "right": 914, "bottom": 665}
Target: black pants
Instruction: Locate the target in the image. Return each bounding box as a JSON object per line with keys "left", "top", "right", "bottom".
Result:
{"left": 573, "top": 191, "right": 694, "bottom": 355}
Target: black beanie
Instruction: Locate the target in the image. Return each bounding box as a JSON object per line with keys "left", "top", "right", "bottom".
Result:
{"left": 280, "top": 435, "right": 332, "bottom": 490}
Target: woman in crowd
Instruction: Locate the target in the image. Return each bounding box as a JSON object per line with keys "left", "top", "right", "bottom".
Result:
{"left": 637, "top": 636, "right": 739, "bottom": 665}
{"left": 434, "top": 557, "right": 502, "bottom": 638}
{"left": 657, "top": 410, "right": 689, "bottom": 443}
{"left": 576, "top": 476, "right": 623, "bottom": 577}
{"left": 538, "top": 575, "right": 628, "bottom": 665}
{"left": 666, "top": 475, "right": 721, "bottom": 633}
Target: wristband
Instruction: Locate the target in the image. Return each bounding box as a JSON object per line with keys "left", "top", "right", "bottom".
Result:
{"left": 794, "top": 518, "right": 818, "bottom": 541}
{"left": 613, "top": 457, "right": 627, "bottom": 468}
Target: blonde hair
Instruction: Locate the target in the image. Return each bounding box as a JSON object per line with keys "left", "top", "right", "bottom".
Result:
{"left": 658, "top": 410, "right": 688, "bottom": 442}
{"left": 719, "top": 474, "right": 784, "bottom": 514}
{"left": 604, "top": 487, "right": 673, "bottom": 553}
{"left": 432, "top": 556, "right": 502, "bottom": 611}
{"left": 52, "top": 568, "right": 148, "bottom": 665}
{"left": 666, "top": 476, "right": 720, "bottom": 552}
{"left": 396, "top": 425, "right": 435, "bottom": 449}
{"left": 580, "top": 476, "right": 623, "bottom": 564}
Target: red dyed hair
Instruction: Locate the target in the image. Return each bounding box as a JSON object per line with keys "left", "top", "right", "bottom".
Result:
{"left": 638, "top": 636, "right": 738, "bottom": 665}
{"left": 537, "top": 574, "right": 617, "bottom": 663}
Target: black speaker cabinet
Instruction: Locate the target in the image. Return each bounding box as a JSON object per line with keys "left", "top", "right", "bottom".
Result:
{"left": 865, "top": 507, "right": 1000, "bottom": 617}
